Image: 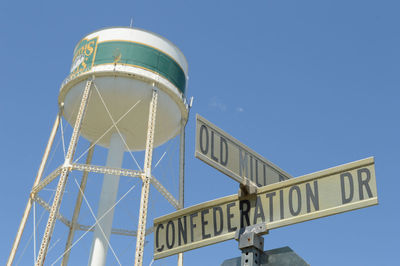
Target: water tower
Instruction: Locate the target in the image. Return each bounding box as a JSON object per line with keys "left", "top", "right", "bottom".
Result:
{"left": 8, "top": 27, "right": 189, "bottom": 266}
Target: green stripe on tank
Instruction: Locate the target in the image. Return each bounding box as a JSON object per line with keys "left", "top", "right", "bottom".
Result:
{"left": 93, "top": 41, "right": 186, "bottom": 94}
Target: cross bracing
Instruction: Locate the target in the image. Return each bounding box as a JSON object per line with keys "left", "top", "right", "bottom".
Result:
{"left": 32, "top": 163, "right": 179, "bottom": 211}
{"left": 8, "top": 79, "right": 187, "bottom": 266}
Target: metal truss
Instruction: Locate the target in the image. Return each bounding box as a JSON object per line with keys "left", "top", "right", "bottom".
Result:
{"left": 78, "top": 225, "right": 154, "bottom": 237}
{"left": 32, "top": 194, "right": 154, "bottom": 238}
{"left": 27, "top": 161, "right": 178, "bottom": 244}
{"left": 150, "top": 176, "right": 179, "bottom": 209}
{"left": 9, "top": 79, "right": 185, "bottom": 266}
{"left": 71, "top": 163, "right": 142, "bottom": 178}
{"left": 33, "top": 195, "right": 70, "bottom": 227}
{"left": 33, "top": 195, "right": 154, "bottom": 237}
{"left": 32, "top": 163, "right": 179, "bottom": 210}
{"left": 135, "top": 89, "right": 158, "bottom": 266}
{"left": 32, "top": 167, "right": 63, "bottom": 194}
{"left": 36, "top": 79, "right": 93, "bottom": 266}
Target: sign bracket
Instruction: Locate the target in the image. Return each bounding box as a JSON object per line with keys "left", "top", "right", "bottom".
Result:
{"left": 235, "top": 223, "right": 269, "bottom": 266}
{"left": 238, "top": 179, "right": 258, "bottom": 198}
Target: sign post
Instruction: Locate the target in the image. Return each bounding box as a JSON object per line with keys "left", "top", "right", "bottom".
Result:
{"left": 234, "top": 223, "right": 268, "bottom": 266}
{"left": 154, "top": 157, "right": 377, "bottom": 260}
{"left": 221, "top": 246, "right": 309, "bottom": 266}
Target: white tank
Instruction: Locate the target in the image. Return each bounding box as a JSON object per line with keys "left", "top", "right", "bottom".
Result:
{"left": 59, "top": 27, "right": 189, "bottom": 150}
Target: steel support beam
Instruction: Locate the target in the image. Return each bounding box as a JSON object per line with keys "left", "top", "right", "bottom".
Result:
{"left": 177, "top": 119, "right": 186, "bottom": 266}
{"left": 71, "top": 163, "right": 142, "bottom": 178}
{"left": 78, "top": 224, "right": 154, "bottom": 237}
{"left": 7, "top": 112, "right": 61, "bottom": 266}
{"left": 33, "top": 195, "right": 70, "bottom": 227}
{"left": 134, "top": 89, "right": 158, "bottom": 266}
{"left": 35, "top": 79, "right": 93, "bottom": 266}
{"left": 150, "top": 176, "right": 179, "bottom": 210}
{"left": 31, "top": 166, "right": 62, "bottom": 194}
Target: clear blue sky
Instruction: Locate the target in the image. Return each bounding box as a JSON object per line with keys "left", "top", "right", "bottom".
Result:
{"left": 1, "top": 1, "right": 399, "bottom": 265}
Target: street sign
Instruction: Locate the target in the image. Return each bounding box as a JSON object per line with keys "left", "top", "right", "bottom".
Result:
{"left": 195, "top": 115, "right": 293, "bottom": 187}
{"left": 154, "top": 157, "right": 377, "bottom": 260}
{"left": 221, "top": 246, "right": 309, "bottom": 266}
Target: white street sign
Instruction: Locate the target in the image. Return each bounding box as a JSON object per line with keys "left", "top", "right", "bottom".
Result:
{"left": 154, "top": 157, "right": 377, "bottom": 260}
{"left": 195, "top": 115, "right": 293, "bottom": 187}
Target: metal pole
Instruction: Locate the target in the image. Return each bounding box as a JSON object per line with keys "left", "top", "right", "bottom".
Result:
{"left": 240, "top": 238, "right": 264, "bottom": 266}
{"left": 89, "top": 133, "right": 125, "bottom": 266}
{"left": 235, "top": 223, "right": 267, "bottom": 266}
{"left": 134, "top": 89, "right": 158, "bottom": 266}
{"left": 36, "top": 79, "right": 93, "bottom": 266}
{"left": 7, "top": 112, "right": 61, "bottom": 266}
{"left": 178, "top": 119, "right": 186, "bottom": 209}
{"left": 62, "top": 143, "right": 95, "bottom": 266}
{"left": 177, "top": 119, "right": 186, "bottom": 266}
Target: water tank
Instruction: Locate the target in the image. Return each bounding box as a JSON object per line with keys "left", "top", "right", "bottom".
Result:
{"left": 59, "top": 27, "right": 188, "bottom": 150}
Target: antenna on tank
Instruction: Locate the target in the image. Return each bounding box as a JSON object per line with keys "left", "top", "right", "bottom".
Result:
{"left": 189, "top": 96, "right": 194, "bottom": 108}
{"left": 130, "top": 18, "right": 134, "bottom": 28}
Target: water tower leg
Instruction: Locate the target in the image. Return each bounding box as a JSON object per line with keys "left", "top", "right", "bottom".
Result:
{"left": 135, "top": 89, "right": 158, "bottom": 266}
{"left": 88, "top": 133, "right": 125, "bottom": 266}
{"left": 7, "top": 113, "right": 60, "bottom": 266}
{"left": 177, "top": 119, "right": 186, "bottom": 266}
{"left": 36, "top": 79, "right": 93, "bottom": 266}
